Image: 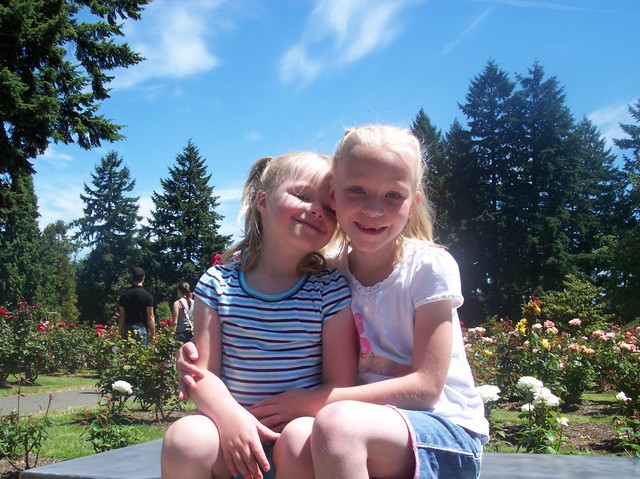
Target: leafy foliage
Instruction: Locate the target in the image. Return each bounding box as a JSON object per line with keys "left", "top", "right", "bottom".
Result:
{"left": 144, "top": 140, "right": 231, "bottom": 300}
{"left": 422, "top": 61, "right": 631, "bottom": 325}
{"left": 0, "top": 395, "right": 53, "bottom": 470}
{"left": 0, "top": 172, "right": 43, "bottom": 306}
{"left": 0, "top": 0, "right": 151, "bottom": 176}
{"left": 73, "top": 151, "right": 141, "bottom": 323}
{"left": 95, "top": 319, "right": 181, "bottom": 421}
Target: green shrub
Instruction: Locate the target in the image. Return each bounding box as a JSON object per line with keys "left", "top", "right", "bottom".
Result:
{"left": 95, "top": 319, "right": 180, "bottom": 421}
{"left": 539, "top": 274, "right": 613, "bottom": 332}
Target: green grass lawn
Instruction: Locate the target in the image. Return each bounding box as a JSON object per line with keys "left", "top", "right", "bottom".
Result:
{"left": 2, "top": 375, "right": 625, "bottom": 459}
{"left": 1, "top": 373, "right": 190, "bottom": 461}
{"left": 38, "top": 409, "right": 169, "bottom": 460}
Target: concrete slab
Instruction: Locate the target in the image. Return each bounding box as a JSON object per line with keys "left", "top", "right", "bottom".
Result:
{"left": 18, "top": 440, "right": 640, "bottom": 479}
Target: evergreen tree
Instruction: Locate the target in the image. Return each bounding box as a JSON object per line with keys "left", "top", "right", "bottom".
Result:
{"left": 609, "top": 99, "right": 640, "bottom": 322}
{"left": 74, "top": 151, "right": 140, "bottom": 323}
{"left": 455, "top": 60, "right": 516, "bottom": 322}
{"left": 0, "top": 0, "right": 150, "bottom": 176}
{"left": 568, "top": 118, "right": 628, "bottom": 276}
{"left": 146, "top": 140, "right": 231, "bottom": 300}
{"left": 0, "top": 172, "right": 43, "bottom": 304}
{"left": 437, "top": 61, "right": 629, "bottom": 324}
{"left": 411, "top": 109, "right": 450, "bottom": 241}
{"left": 39, "top": 221, "right": 79, "bottom": 321}
{"left": 501, "top": 63, "right": 578, "bottom": 315}
{"left": 614, "top": 99, "right": 640, "bottom": 217}
{"left": 443, "top": 120, "right": 492, "bottom": 324}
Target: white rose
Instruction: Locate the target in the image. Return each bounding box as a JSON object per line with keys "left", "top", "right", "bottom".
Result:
{"left": 112, "top": 380, "right": 133, "bottom": 395}
{"left": 616, "top": 392, "right": 630, "bottom": 402}
{"left": 516, "top": 376, "right": 543, "bottom": 393}
{"left": 475, "top": 385, "right": 501, "bottom": 403}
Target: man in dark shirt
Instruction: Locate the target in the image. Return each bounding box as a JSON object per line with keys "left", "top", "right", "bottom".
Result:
{"left": 118, "top": 267, "right": 155, "bottom": 345}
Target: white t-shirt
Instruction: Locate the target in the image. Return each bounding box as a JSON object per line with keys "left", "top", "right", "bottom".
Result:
{"left": 334, "top": 239, "right": 489, "bottom": 437}
{"left": 176, "top": 297, "right": 194, "bottom": 332}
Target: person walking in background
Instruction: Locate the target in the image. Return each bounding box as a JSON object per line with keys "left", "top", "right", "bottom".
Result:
{"left": 172, "top": 281, "right": 194, "bottom": 343}
{"left": 118, "top": 267, "right": 155, "bottom": 345}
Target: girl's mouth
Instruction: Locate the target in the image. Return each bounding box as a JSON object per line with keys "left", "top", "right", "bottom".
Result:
{"left": 355, "top": 222, "right": 385, "bottom": 234}
{"left": 297, "top": 218, "right": 322, "bottom": 233}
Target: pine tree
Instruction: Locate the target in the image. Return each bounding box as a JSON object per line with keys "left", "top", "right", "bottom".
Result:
{"left": 0, "top": 0, "right": 150, "bottom": 176}
{"left": 39, "top": 220, "right": 79, "bottom": 321}
{"left": 437, "top": 61, "right": 629, "bottom": 324}
{"left": 614, "top": 99, "right": 640, "bottom": 216}
{"left": 411, "top": 109, "right": 450, "bottom": 241}
{"left": 0, "top": 172, "right": 43, "bottom": 305}
{"left": 74, "top": 151, "right": 141, "bottom": 323}
{"left": 500, "top": 63, "right": 578, "bottom": 316}
{"left": 609, "top": 99, "right": 640, "bottom": 322}
{"left": 455, "top": 60, "right": 516, "bottom": 321}
{"left": 568, "top": 118, "right": 628, "bottom": 275}
{"left": 146, "top": 140, "right": 231, "bottom": 299}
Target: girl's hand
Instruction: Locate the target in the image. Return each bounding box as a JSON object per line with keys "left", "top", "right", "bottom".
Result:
{"left": 176, "top": 341, "right": 205, "bottom": 401}
{"left": 217, "top": 407, "right": 280, "bottom": 478}
{"left": 249, "top": 388, "right": 318, "bottom": 431}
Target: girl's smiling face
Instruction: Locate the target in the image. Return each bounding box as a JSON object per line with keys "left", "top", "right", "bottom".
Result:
{"left": 332, "top": 145, "right": 420, "bottom": 254}
{"left": 259, "top": 170, "right": 337, "bottom": 255}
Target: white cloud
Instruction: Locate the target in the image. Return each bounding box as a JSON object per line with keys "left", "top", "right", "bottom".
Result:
{"left": 280, "top": 0, "right": 421, "bottom": 85}
{"left": 472, "top": 0, "right": 638, "bottom": 14}
{"left": 36, "top": 145, "right": 75, "bottom": 169}
{"left": 112, "top": 0, "right": 227, "bottom": 89}
{"left": 36, "top": 178, "right": 84, "bottom": 229}
{"left": 440, "top": 8, "right": 493, "bottom": 57}
{"left": 215, "top": 185, "right": 244, "bottom": 240}
{"left": 588, "top": 101, "right": 634, "bottom": 148}
{"left": 246, "top": 131, "right": 265, "bottom": 142}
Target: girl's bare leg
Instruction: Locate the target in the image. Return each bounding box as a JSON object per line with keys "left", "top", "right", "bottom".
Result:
{"left": 161, "top": 414, "right": 230, "bottom": 479}
{"left": 273, "top": 416, "right": 315, "bottom": 479}
{"left": 310, "top": 401, "right": 415, "bottom": 479}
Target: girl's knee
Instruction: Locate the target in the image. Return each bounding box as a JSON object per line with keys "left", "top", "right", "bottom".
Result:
{"left": 312, "top": 401, "right": 363, "bottom": 449}
{"left": 162, "top": 415, "right": 228, "bottom": 479}
{"left": 162, "top": 415, "right": 219, "bottom": 459}
{"left": 274, "top": 417, "right": 314, "bottom": 478}
{"left": 314, "top": 401, "right": 359, "bottom": 432}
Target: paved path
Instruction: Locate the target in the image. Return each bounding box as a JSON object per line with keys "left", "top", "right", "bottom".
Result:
{"left": 0, "top": 388, "right": 101, "bottom": 415}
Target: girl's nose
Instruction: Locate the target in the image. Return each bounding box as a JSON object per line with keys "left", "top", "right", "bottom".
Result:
{"left": 362, "top": 196, "right": 383, "bottom": 215}
{"left": 309, "top": 200, "right": 324, "bottom": 217}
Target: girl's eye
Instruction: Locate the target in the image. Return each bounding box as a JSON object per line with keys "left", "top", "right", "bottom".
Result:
{"left": 349, "top": 186, "right": 364, "bottom": 194}
{"left": 324, "top": 205, "right": 336, "bottom": 217}
{"left": 294, "top": 192, "right": 310, "bottom": 201}
{"left": 387, "top": 191, "right": 403, "bottom": 200}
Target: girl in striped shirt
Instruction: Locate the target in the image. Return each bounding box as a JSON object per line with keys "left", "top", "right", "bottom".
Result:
{"left": 161, "top": 152, "right": 358, "bottom": 479}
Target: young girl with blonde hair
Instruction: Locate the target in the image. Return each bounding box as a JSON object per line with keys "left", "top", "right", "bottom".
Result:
{"left": 161, "top": 152, "right": 358, "bottom": 479}
{"left": 251, "top": 125, "right": 489, "bottom": 478}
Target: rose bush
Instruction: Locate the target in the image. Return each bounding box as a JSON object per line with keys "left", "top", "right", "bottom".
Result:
{"left": 95, "top": 317, "right": 181, "bottom": 420}
{"left": 464, "top": 297, "right": 640, "bottom": 453}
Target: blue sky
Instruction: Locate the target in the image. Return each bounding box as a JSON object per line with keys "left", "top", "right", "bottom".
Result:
{"left": 33, "top": 0, "right": 640, "bottom": 241}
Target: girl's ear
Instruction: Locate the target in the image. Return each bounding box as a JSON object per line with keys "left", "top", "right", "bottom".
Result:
{"left": 408, "top": 190, "right": 422, "bottom": 218}
{"left": 256, "top": 190, "right": 268, "bottom": 214}
{"left": 329, "top": 179, "right": 337, "bottom": 210}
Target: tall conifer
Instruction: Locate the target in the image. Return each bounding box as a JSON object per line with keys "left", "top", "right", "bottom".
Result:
{"left": 146, "top": 140, "right": 231, "bottom": 300}
{"left": 74, "top": 151, "right": 140, "bottom": 323}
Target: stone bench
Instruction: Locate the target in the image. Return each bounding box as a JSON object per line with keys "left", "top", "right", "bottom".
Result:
{"left": 19, "top": 439, "right": 640, "bottom": 478}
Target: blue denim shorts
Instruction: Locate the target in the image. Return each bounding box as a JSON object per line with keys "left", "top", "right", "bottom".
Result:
{"left": 233, "top": 441, "right": 274, "bottom": 479}
{"left": 390, "top": 407, "right": 487, "bottom": 479}
{"left": 124, "top": 324, "right": 148, "bottom": 346}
